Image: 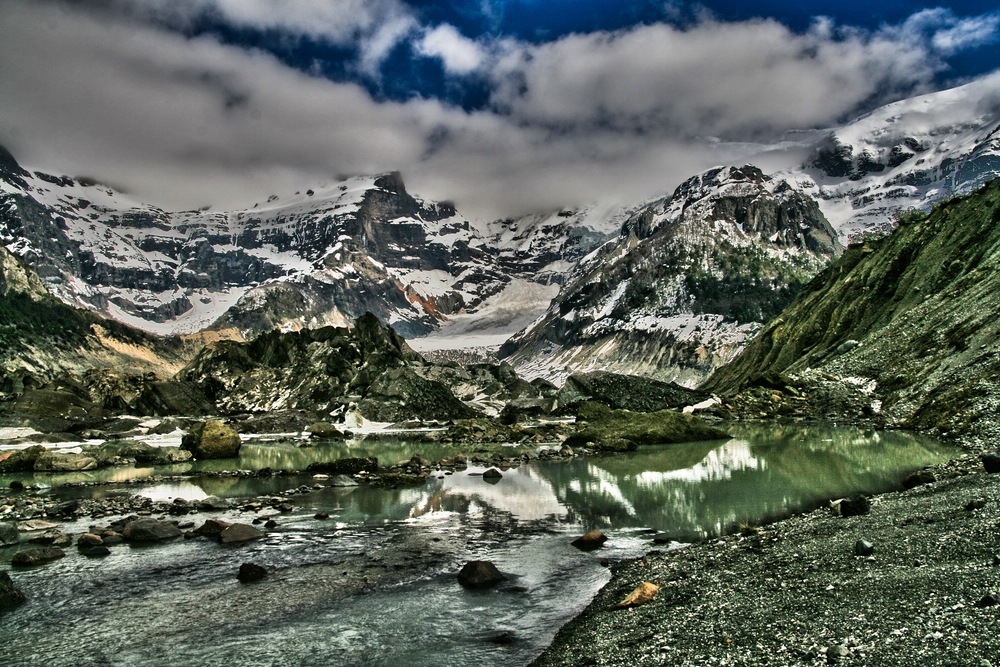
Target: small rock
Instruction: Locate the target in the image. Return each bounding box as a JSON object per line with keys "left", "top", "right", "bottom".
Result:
{"left": 264, "top": 519, "right": 278, "bottom": 529}
{"left": 965, "top": 498, "right": 987, "bottom": 511}
{"left": 976, "top": 593, "right": 1000, "bottom": 607}
{"left": 839, "top": 496, "right": 871, "bottom": 517}
{"left": 981, "top": 452, "right": 1000, "bottom": 474}
{"left": 482, "top": 468, "right": 503, "bottom": 481}
{"left": 457, "top": 561, "right": 506, "bottom": 589}
{"left": 614, "top": 581, "right": 661, "bottom": 609}
{"left": 571, "top": 530, "right": 608, "bottom": 551}
{"left": 826, "top": 644, "right": 850, "bottom": 663}
{"left": 0, "top": 522, "right": 18, "bottom": 546}
{"left": 314, "top": 512, "right": 330, "bottom": 520}
{"left": 0, "top": 571, "right": 27, "bottom": 609}
{"left": 192, "top": 519, "right": 232, "bottom": 538}
{"left": 219, "top": 523, "right": 265, "bottom": 545}
{"left": 11, "top": 546, "right": 66, "bottom": 567}
{"left": 854, "top": 539, "right": 875, "bottom": 556}
{"left": 77, "top": 533, "right": 104, "bottom": 549}
{"left": 9, "top": 480, "right": 24, "bottom": 492}
{"left": 902, "top": 469, "right": 936, "bottom": 488}
{"left": 82, "top": 546, "right": 111, "bottom": 558}
{"left": 237, "top": 562, "right": 268, "bottom": 583}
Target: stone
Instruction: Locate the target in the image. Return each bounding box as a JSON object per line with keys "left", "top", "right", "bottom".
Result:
{"left": 981, "top": 452, "right": 1000, "bottom": 474}
{"left": 826, "top": 644, "right": 850, "bottom": 663}
{"left": 327, "top": 474, "right": 359, "bottom": 487}
{"left": 839, "top": 496, "right": 871, "bottom": 517}
{"left": 237, "top": 562, "right": 268, "bottom": 583}
{"left": 854, "top": 539, "right": 875, "bottom": 556}
{"left": 33, "top": 451, "right": 98, "bottom": 472}
{"left": 976, "top": 593, "right": 1000, "bottom": 607}
{"left": 305, "top": 421, "right": 345, "bottom": 439}
{"left": 457, "top": 561, "right": 506, "bottom": 589}
{"left": 572, "top": 530, "right": 608, "bottom": 551}
{"left": 902, "top": 469, "right": 936, "bottom": 488}
{"left": 9, "top": 480, "right": 25, "bottom": 492}
{"left": 306, "top": 457, "right": 378, "bottom": 475}
{"left": 181, "top": 420, "right": 242, "bottom": 459}
{"left": 0, "top": 522, "right": 18, "bottom": 546}
{"left": 614, "top": 582, "right": 661, "bottom": 609}
{"left": 192, "top": 519, "right": 232, "bottom": 538}
{"left": 0, "top": 571, "right": 27, "bottom": 609}
{"left": 29, "top": 529, "right": 72, "bottom": 547}
{"left": 195, "top": 496, "right": 231, "bottom": 511}
{"left": 0, "top": 445, "right": 44, "bottom": 473}
{"left": 122, "top": 518, "right": 183, "bottom": 543}
{"left": 11, "top": 546, "right": 66, "bottom": 567}
{"left": 482, "top": 467, "right": 503, "bottom": 481}
{"left": 82, "top": 546, "right": 111, "bottom": 558}
{"left": 219, "top": 523, "right": 265, "bottom": 545}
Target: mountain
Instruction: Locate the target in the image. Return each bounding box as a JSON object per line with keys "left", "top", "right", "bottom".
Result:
{"left": 500, "top": 165, "right": 840, "bottom": 386}
{"left": 0, "top": 147, "right": 615, "bottom": 343}
{"left": 0, "top": 243, "right": 193, "bottom": 384}
{"left": 704, "top": 178, "right": 1000, "bottom": 447}
{"left": 775, "top": 73, "right": 1000, "bottom": 241}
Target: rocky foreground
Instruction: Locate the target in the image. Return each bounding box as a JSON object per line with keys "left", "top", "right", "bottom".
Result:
{"left": 533, "top": 451, "right": 1000, "bottom": 667}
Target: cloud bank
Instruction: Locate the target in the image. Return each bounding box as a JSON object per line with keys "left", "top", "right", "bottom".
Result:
{"left": 0, "top": 0, "right": 998, "bottom": 219}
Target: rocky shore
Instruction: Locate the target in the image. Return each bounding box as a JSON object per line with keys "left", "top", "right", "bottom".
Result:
{"left": 533, "top": 450, "right": 1000, "bottom": 667}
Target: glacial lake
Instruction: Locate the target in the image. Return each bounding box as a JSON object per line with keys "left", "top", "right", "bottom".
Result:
{"left": 0, "top": 424, "right": 955, "bottom": 667}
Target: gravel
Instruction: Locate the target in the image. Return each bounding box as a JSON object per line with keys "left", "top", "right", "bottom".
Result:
{"left": 533, "top": 452, "right": 1000, "bottom": 667}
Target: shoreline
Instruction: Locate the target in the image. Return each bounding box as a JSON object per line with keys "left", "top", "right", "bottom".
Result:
{"left": 532, "top": 448, "right": 1000, "bottom": 666}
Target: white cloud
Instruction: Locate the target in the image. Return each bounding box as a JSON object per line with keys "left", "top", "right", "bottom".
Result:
{"left": 416, "top": 24, "right": 486, "bottom": 75}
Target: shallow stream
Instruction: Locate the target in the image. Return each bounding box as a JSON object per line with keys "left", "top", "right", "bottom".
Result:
{"left": 0, "top": 424, "right": 954, "bottom": 666}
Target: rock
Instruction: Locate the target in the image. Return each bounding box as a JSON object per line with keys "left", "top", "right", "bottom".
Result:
{"left": 327, "top": 474, "right": 359, "bottom": 487}
{"left": 192, "top": 519, "right": 232, "bottom": 538}
{"left": 237, "top": 562, "right": 268, "bottom": 583}
{"left": 556, "top": 372, "right": 707, "bottom": 414}
{"left": 122, "top": 518, "right": 183, "bottom": 543}
{"left": 826, "top": 644, "right": 850, "bottom": 663}
{"left": 29, "top": 529, "right": 72, "bottom": 547}
{"left": 457, "top": 561, "right": 506, "bottom": 589}
{"left": 572, "top": 530, "right": 608, "bottom": 551}
{"left": 0, "top": 446, "right": 47, "bottom": 473}
{"left": 356, "top": 366, "right": 477, "bottom": 423}
{"left": 854, "top": 539, "right": 875, "bottom": 556}
{"left": 195, "top": 496, "right": 231, "bottom": 511}
{"left": 305, "top": 421, "right": 345, "bottom": 439}
{"left": 482, "top": 468, "right": 503, "bottom": 481}
{"left": 614, "top": 581, "right": 661, "bottom": 609}
{"left": 32, "top": 451, "right": 98, "bottom": 472}
{"left": 181, "top": 420, "right": 242, "bottom": 459}
{"left": 219, "top": 523, "right": 265, "bottom": 544}
{"left": 976, "top": 593, "right": 1000, "bottom": 607}
{"left": 565, "top": 402, "right": 730, "bottom": 452}
{"left": 902, "top": 469, "right": 936, "bottom": 488}
{"left": 11, "top": 546, "right": 66, "bottom": 567}
{"left": 0, "top": 571, "right": 27, "bottom": 609}
{"left": 9, "top": 480, "right": 25, "bottom": 491}
{"left": 981, "top": 452, "right": 1000, "bottom": 474}
{"left": 0, "top": 522, "right": 18, "bottom": 546}
{"left": 306, "top": 457, "right": 378, "bottom": 475}
{"left": 965, "top": 498, "right": 987, "bottom": 511}
{"left": 314, "top": 512, "right": 330, "bottom": 520}
{"left": 82, "top": 546, "right": 111, "bottom": 558}
{"left": 839, "top": 495, "right": 871, "bottom": 517}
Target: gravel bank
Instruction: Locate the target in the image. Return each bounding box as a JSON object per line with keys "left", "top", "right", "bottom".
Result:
{"left": 534, "top": 452, "right": 1000, "bottom": 667}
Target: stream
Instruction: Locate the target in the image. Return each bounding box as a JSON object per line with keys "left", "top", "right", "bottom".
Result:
{"left": 0, "top": 424, "right": 955, "bottom": 666}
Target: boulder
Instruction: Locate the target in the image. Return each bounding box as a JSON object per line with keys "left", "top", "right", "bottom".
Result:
{"left": 902, "top": 469, "right": 937, "bottom": 488}
{"left": 89, "top": 440, "right": 193, "bottom": 465}
{"left": 327, "top": 474, "right": 359, "bottom": 487}
{"left": 237, "top": 562, "right": 268, "bottom": 583}
{"left": 982, "top": 452, "right": 1000, "bottom": 474}
{"left": 0, "top": 445, "right": 45, "bottom": 473}
{"left": 572, "top": 530, "right": 609, "bottom": 551}
{"left": 0, "top": 571, "right": 27, "bottom": 609}
{"left": 614, "top": 582, "right": 661, "bottom": 609}
{"left": 181, "top": 420, "right": 242, "bottom": 459}
{"left": 482, "top": 468, "right": 503, "bottom": 481}
{"left": 839, "top": 496, "right": 871, "bottom": 517}
{"left": 192, "top": 519, "right": 232, "bottom": 538}
{"left": 122, "top": 518, "right": 183, "bottom": 543}
{"left": 457, "top": 561, "right": 506, "bottom": 589}
{"left": 33, "top": 451, "right": 98, "bottom": 472}
{"left": 82, "top": 546, "right": 111, "bottom": 558}
{"left": 11, "top": 546, "right": 66, "bottom": 567}
{"left": 305, "top": 422, "right": 346, "bottom": 439}
{"left": 556, "top": 372, "right": 707, "bottom": 414}
{"left": 28, "top": 529, "right": 72, "bottom": 547}
{"left": 854, "top": 539, "right": 875, "bottom": 556}
{"left": 0, "top": 522, "right": 18, "bottom": 546}
{"left": 76, "top": 533, "right": 104, "bottom": 549}
{"left": 219, "top": 523, "right": 265, "bottom": 545}
{"left": 195, "top": 496, "right": 231, "bottom": 511}
{"left": 565, "top": 402, "right": 730, "bottom": 452}
{"left": 356, "top": 367, "right": 478, "bottom": 423}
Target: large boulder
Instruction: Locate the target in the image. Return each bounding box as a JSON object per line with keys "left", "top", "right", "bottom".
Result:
{"left": 356, "top": 367, "right": 478, "bottom": 422}
{"left": 0, "top": 522, "right": 19, "bottom": 546}
{"left": 33, "top": 451, "right": 99, "bottom": 472}
{"left": 181, "top": 420, "right": 242, "bottom": 459}
{"left": 0, "top": 445, "right": 45, "bottom": 473}
{"left": 556, "top": 372, "right": 708, "bottom": 414}
{"left": 565, "top": 402, "right": 730, "bottom": 451}
{"left": 122, "top": 518, "right": 183, "bottom": 543}
{"left": 219, "top": 523, "right": 265, "bottom": 545}
{"left": 87, "top": 440, "right": 192, "bottom": 466}
{"left": 0, "top": 571, "right": 27, "bottom": 609}
{"left": 11, "top": 546, "right": 66, "bottom": 567}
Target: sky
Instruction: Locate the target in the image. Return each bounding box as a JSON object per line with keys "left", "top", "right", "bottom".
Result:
{"left": 1, "top": 0, "right": 999, "bottom": 219}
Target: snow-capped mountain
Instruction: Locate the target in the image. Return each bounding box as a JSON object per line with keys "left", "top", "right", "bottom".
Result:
{"left": 0, "top": 146, "right": 617, "bottom": 341}
{"left": 500, "top": 165, "right": 840, "bottom": 386}
{"left": 777, "top": 73, "right": 1000, "bottom": 240}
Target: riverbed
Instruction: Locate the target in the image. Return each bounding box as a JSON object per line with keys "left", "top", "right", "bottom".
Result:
{"left": 0, "top": 424, "right": 954, "bottom": 666}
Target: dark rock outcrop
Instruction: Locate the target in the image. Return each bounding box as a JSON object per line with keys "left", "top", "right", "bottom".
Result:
{"left": 0, "top": 571, "right": 27, "bottom": 609}
{"left": 457, "top": 561, "right": 506, "bottom": 589}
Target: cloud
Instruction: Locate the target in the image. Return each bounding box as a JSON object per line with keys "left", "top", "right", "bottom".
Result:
{"left": 1, "top": 0, "right": 998, "bottom": 223}
{"left": 416, "top": 24, "right": 487, "bottom": 75}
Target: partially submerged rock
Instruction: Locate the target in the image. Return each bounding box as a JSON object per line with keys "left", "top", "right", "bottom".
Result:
{"left": 566, "top": 402, "right": 730, "bottom": 451}
{"left": 181, "top": 420, "right": 242, "bottom": 459}
{"left": 11, "top": 546, "right": 66, "bottom": 567}
{"left": 122, "top": 518, "right": 183, "bottom": 543}
{"left": 219, "top": 523, "right": 265, "bottom": 545}
{"left": 572, "top": 530, "right": 608, "bottom": 551}
{"left": 237, "top": 562, "right": 268, "bottom": 583}
{"left": 0, "top": 571, "right": 27, "bottom": 610}
{"left": 457, "top": 561, "right": 506, "bottom": 589}
{"left": 33, "top": 451, "right": 98, "bottom": 472}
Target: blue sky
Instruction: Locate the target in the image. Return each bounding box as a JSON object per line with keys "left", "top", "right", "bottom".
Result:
{"left": 1, "top": 0, "right": 999, "bottom": 217}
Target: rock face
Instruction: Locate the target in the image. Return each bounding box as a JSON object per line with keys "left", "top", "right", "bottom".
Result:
{"left": 181, "top": 420, "right": 242, "bottom": 459}
{"left": 704, "top": 178, "right": 1000, "bottom": 446}
{"left": 502, "top": 166, "right": 840, "bottom": 387}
